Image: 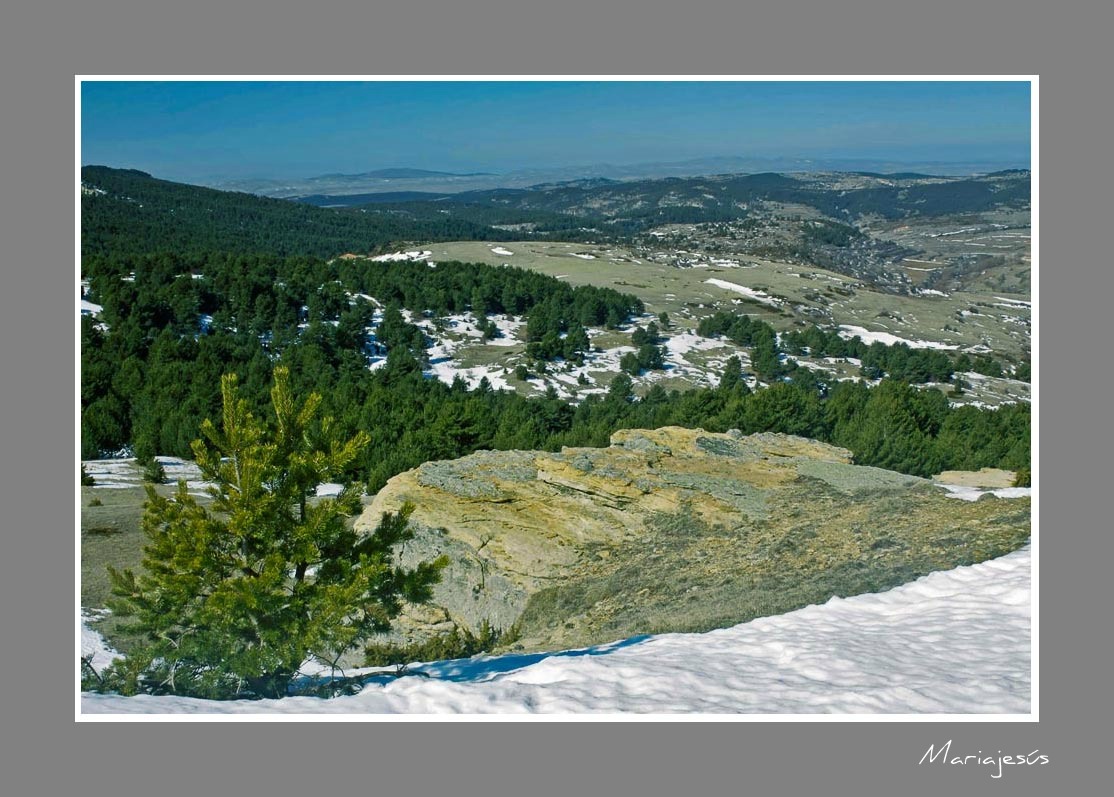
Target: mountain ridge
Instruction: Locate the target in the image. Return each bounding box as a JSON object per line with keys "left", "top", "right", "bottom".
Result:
{"left": 207, "top": 154, "right": 1030, "bottom": 199}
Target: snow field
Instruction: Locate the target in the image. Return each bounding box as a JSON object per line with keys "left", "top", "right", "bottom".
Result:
{"left": 411, "top": 310, "right": 749, "bottom": 401}
{"left": 416, "top": 312, "right": 526, "bottom": 392}
{"left": 81, "top": 544, "right": 1031, "bottom": 714}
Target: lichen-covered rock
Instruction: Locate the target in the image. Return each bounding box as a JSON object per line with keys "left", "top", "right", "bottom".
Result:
{"left": 356, "top": 428, "right": 1029, "bottom": 656}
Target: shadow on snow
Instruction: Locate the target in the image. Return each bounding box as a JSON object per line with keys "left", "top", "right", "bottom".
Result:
{"left": 356, "top": 634, "right": 653, "bottom": 687}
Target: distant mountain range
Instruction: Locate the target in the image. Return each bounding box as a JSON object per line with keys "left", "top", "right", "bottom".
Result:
{"left": 297, "top": 169, "right": 1032, "bottom": 227}
{"left": 208, "top": 155, "right": 1030, "bottom": 199}
{"left": 317, "top": 168, "right": 495, "bottom": 180}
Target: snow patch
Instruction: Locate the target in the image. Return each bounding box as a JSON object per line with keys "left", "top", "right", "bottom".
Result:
{"left": 428, "top": 361, "right": 513, "bottom": 392}
{"left": 489, "top": 315, "right": 525, "bottom": 346}
{"left": 704, "top": 279, "right": 782, "bottom": 308}
{"left": 83, "top": 457, "right": 350, "bottom": 498}
{"left": 838, "top": 325, "right": 958, "bottom": 351}
{"left": 664, "top": 333, "right": 726, "bottom": 358}
{"left": 938, "top": 484, "right": 1032, "bottom": 502}
{"left": 80, "top": 609, "right": 121, "bottom": 673}
{"left": 370, "top": 250, "right": 432, "bottom": 262}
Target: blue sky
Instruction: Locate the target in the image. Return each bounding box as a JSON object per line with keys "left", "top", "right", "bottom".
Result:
{"left": 81, "top": 80, "right": 1031, "bottom": 182}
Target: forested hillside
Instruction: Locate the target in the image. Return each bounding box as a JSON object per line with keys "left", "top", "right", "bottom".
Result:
{"left": 81, "top": 166, "right": 500, "bottom": 258}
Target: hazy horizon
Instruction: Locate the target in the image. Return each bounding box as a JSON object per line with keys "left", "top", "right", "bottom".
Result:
{"left": 81, "top": 80, "right": 1032, "bottom": 184}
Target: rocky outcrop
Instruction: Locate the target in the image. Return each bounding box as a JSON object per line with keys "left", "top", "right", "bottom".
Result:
{"left": 933, "top": 468, "right": 1018, "bottom": 488}
{"left": 355, "top": 428, "right": 1030, "bottom": 655}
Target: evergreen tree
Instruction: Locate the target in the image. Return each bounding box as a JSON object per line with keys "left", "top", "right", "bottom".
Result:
{"left": 719, "top": 355, "right": 745, "bottom": 393}
{"left": 481, "top": 318, "right": 500, "bottom": 341}
{"left": 100, "top": 367, "right": 446, "bottom": 699}
{"left": 632, "top": 321, "right": 663, "bottom": 346}
{"left": 140, "top": 457, "right": 167, "bottom": 484}
{"left": 563, "top": 322, "right": 590, "bottom": 362}
{"left": 607, "top": 373, "right": 634, "bottom": 403}
{"left": 620, "top": 351, "right": 642, "bottom": 375}
{"left": 636, "top": 343, "right": 666, "bottom": 371}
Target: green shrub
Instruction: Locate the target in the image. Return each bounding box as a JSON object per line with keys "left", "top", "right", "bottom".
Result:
{"left": 139, "top": 458, "right": 166, "bottom": 484}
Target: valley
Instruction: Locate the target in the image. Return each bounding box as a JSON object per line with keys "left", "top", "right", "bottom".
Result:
{"left": 79, "top": 161, "right": 1033, "bottom": 708}
{"left": 326, "top": 238, "right": 1030, "bottom": 409}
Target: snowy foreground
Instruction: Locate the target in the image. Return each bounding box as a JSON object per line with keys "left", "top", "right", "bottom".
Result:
{"left": 82, "top": 545, "right": 1031, "bottom": 715}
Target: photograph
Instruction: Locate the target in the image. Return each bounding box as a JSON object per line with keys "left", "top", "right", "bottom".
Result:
{"left": 77, "top": 77, "right": 1034, "bottom": 716}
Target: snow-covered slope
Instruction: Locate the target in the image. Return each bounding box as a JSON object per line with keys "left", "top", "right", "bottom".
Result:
{"left": 81, "top": 545, "right": 1031, "bottom": 715}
